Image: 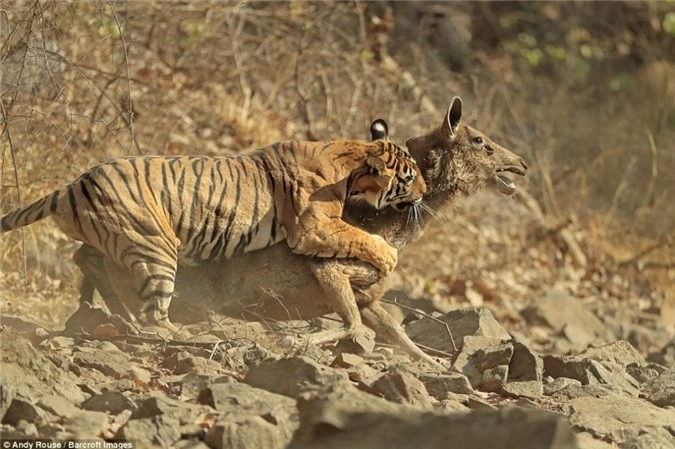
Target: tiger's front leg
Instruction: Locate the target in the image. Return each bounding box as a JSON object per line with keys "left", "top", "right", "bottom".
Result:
{"left": 286, "top": 214, "right": 398, "bottom": 275}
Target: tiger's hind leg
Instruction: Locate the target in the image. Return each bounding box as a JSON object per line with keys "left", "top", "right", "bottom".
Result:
{"left": 106, "top": 235, "right": 187, "bottom": 339}
{"left": 129, "top": 259, "right": 187, "bottom": 338}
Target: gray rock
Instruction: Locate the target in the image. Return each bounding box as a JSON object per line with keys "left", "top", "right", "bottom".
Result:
{"left": 293, "top": 343, "right": 334, "bottom": 366}
{"left": 39, "top": 336, "right": 75, "bottom": 351}
{"left": 435, "top": 399, "right": 470, "bottom": 413}
{"left": 133, "top": 394, "right": 212, "bottom": 425}
{"left": 128, "top": 365, "right": 153, "bottom": 385}
{"left": 1, "top": 398, "right": 45, "bottom": 426}
{"left": 643, "top": 369, "right": 675, "bottom": 407}
{"left": 569, "top": 396, "right": 675, "bottom": 444}
{"left": 466, "top": 396, "right": 499, "bottom": 411}
{"left": 174, "top": 441, "right": 211, "bottom": 449}
{"left": 291, "top": 380, "right": 424, "bottom": 444}
{"left": 543, "top": 354, "right": 594, "bottom": 382}
{"left": 180, "top": 373, "right": 232, "bottom": 401}
{"left": 330, "top": 353, "right": 365, "bottom": 369}
{"left": 63, "top": 301, "right": 136, "bottom": 336}
{"left": 108, "top": 409, "right": 133, "bottom": 438}
{"left": 406, "top": 308, "right": 511, "bottom": 353}
{"left": 197, "top": 383, "right": 294, "bottom": 413}
{"left": 343, "top": 362, "right": 380, "bottom": 386}
{"left": 480, "top": 365, "right": 510, "bottom": 393}
{"left": 371, "top": 368, "right": 434, "bottom": 410}
{"left": 198, "top": 383, "right": 298, "bottom": 449}
{"left": 36, "top": 422, "right": 70, "bottom": 440}
{"left": 37, "top": 395, "right": 80, "bottom": 419}
{"left": 72, "top": 348, "right": 131, "bottom": 378}
{"left": 587, "top": 361, "right": 641, "bottom": 396}
{"left": 549, "top": 384, "right": 614, "bottom": 401}
{"left": 543, "top": 378, "right": 582, "bottom": 396}
{"left": 649, "top": 340, "right": 675, "bottom": 369}
{"left": 575, "top": 432, "right": 617, "bottom": 449}
{"left": 115, "top": 416, "right": 182, "bottom": 447}
{"left": 0, "top": 329, "right": 85, "bottom": 403}
{"left": 206, "top": 417, "right": 291, "bottom": 449}
{"left": 509, "top": 341, "right": 543, "bottom": 382}
{"left": 243, "top": 357, "right": 350, "bottom": 398}
{"left": 221, "top": 345, "right": 277, "bottom": 372}
{"left": 15, "top": 420, "right": 39, "bottom": 437}
{"left": 81, "top": 391, "right": 139, "bottom": 415}
{"left": 420, "top": 373, "right": 474, "bottom": 399}
{"left": 502, "top": 381, "right": 543, "bottom": 399}
{"left": 0, "top": 385, "right": 16, "bottom": 420}
{"left": 543, "top": 355, "right": 640, "bottom": 396}
{"left": 334, "top": 327, "right": 376, "bottom": 355}
{"left": 626, "top": 364, "right": 664, "bottom": 384}
{"left": 521, "top": 290, "right": 608, "bottom": 348}
{"left": 444, "top": 392, "right": 470, "bottom": 403}
{"left": 578, "top": 341, "right": 646, "bottom": 367}
{"left": 63, "top": 410, "right": 109, "bottom": 439}
{"left": 163, "top": 351, "right": 222, "bottom": 375}
{"left": 453, "top": 336, "right": 513, "bottom": 392}
{"left": 623, "top": 430, "right": 675, "bottom": 449}
{"left": 290, "top": 398, "right": 578, "bottom": 449}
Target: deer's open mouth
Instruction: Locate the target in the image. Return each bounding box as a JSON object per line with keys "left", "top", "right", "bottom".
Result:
{"left": 494, "top": 166, "right": 526, "bottom": 195}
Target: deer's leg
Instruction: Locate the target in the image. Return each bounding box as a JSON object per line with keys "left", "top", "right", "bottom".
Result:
{"left": 361, "top": 301, "right": 446, "bottom": 370}
{"left": 306, "top": 260, "right": 364, "bottom": 345}
{"left": 73, "top": 244, "right": 132, "bottom": 319}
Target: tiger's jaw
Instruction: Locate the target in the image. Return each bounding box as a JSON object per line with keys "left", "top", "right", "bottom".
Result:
{"left": 392, "top": 197, "right": 423, "bottom": 211}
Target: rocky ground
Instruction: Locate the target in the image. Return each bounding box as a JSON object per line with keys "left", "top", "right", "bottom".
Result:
{"left": 1, "top": 279, "right": 674, "bottom": 448}
{"left": 1, "top": 192, "right": 674, "bottom": 449}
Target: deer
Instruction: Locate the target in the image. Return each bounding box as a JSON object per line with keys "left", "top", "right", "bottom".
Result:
{"left": 73, "top": 97, "right": 528, "bottom": 369}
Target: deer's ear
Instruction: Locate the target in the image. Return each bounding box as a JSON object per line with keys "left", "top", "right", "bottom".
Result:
{"left": 370, "top": 119, "right": 389, "bottom": 141}
{"left": 366, "top": 156, "right": 386, "bottom": 175}
{"left": 441, "top": 96, "right": 462, "bottom": 137}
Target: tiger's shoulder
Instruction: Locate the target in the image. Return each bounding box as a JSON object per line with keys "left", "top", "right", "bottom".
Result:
{"left": 264, "top": 124, "right": 426, "bottom": 212}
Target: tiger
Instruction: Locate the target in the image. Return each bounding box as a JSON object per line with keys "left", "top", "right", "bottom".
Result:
{"left": 1, "top": 136, "right": 426, "bottom": 334}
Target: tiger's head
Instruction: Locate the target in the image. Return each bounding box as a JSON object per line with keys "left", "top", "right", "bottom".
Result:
{"left": 349, "top": 120, "right": 427, "bottom": 211}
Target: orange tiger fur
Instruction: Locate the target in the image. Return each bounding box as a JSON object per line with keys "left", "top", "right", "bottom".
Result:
{"left": 1, "top": 139, "right": 425, "bottom": 333}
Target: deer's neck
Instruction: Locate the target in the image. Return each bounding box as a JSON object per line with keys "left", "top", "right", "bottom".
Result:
{"left": 344, "top": 162, "right": 462, "bottom": 250}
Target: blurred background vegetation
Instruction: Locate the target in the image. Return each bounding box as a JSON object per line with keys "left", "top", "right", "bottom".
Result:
{"left": 1, "top": 1, "right": 673, "bottom": 324}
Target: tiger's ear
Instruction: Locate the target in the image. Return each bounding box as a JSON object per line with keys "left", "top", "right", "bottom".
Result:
{"left": 370, "top": 119, "right": 389, "bottom": 141}
{"left": 441, "top": 96, "right": 462, "bottom": 138}
{"left": 366, "top": 156, "right": 386, "bottom": 175}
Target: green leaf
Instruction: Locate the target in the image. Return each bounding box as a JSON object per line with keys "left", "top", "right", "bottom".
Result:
{"left": 663, "top": 12, "right": 675, "bottom": 36}
{"left": 580, "top": 44, "right": 593, "bottom": 59}
{"left": 523, "top": 48, "right": 543, "bottom": 67}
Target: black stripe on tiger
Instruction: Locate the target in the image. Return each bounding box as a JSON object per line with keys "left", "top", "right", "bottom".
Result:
{"left": 0, "top": 136, "right": 426, "bottom": 335}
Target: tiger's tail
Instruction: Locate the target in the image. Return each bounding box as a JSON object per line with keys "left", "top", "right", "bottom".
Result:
{"left": 0, "top": 190, "right": 61, "bottom": 232}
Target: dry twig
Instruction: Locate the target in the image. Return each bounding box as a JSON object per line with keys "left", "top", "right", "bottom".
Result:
{"left": 381, "top": 297, "right": 457, "bottom": 353}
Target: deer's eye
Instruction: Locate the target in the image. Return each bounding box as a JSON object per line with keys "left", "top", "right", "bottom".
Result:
{"left": 473, "top": 136, "right": 483, "bottom": 146}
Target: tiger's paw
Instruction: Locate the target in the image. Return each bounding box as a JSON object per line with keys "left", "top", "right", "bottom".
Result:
{"left": 153, "top": 317, "right": 191, "bottom": 341}
{"left": 370, "top": 235, "right": 397, "bottom": 275}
